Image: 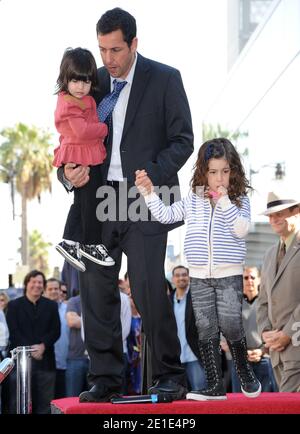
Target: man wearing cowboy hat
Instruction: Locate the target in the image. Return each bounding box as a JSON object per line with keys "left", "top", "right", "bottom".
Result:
{"left": 257, "top": 190, "right": 300, "bottom": 392}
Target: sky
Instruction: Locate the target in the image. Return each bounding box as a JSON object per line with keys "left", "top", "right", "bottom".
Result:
{"left": 0, "top": 0, "right": 227, "bottom": 128}
{"left": 0, "top": 0, "right": 228, "bottom": 286}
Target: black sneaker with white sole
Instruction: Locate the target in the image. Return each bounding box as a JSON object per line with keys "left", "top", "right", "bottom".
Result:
{"left": 55, "top": 241, "right": 86, "bottom": 272}
{"left": 79, "top": 244, "right": 115, "bottom": 267}
{"left": 186, "top": 382, "right": 227, "bottom": 401}
{"left": 228, "top": 337, "right": 262, "bottom": 399}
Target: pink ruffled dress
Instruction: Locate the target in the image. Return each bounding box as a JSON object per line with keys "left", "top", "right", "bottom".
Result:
{"left": 53, "top": 92, "right": 107, "bottom": 167}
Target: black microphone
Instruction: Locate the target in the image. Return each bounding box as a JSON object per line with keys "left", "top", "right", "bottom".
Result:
{"left": 111, "top": 394, "right": 173, "bottom": 404}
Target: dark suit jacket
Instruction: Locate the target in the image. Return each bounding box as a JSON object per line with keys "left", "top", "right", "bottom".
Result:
{"left": 95, "top": 53, "right": 193, "bottom": 185}
{"left": 6, "top": 295, "right": 61, "bottom": 371}
{"left": 169, "top": 290, "right": 201, "bottom": 360}
{"left": 59, "top": 53, "right": 194, "bottom": 235}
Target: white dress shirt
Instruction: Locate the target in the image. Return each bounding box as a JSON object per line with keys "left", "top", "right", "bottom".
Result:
{"left": 107, "top": 54, "right": 137, "bottom": 181}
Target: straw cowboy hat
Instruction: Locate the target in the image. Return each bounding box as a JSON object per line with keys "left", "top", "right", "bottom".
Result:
{"left": 262, "top": 191, "right": 300, "bottom": 216}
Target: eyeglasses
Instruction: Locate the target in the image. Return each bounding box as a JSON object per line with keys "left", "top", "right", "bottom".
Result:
{"left": 244, "top": 275, "right": 256, "bottom": 280}
{"left": 61, "top": 291, "right": 67, "bottom": 294}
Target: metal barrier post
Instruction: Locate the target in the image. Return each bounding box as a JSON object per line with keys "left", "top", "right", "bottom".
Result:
{"left": 16, "top": 346, "right": 33, "bottom": 414}
{"left": 0, "top": 346, "right": 36, "bottom": 414}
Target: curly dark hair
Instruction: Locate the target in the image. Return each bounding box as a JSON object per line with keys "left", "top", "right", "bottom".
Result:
{"left": 191, "top": 138, "right": 252, "bottom": 207}
{"left": 55, "top": 47, "right": 98, "bottom": 95}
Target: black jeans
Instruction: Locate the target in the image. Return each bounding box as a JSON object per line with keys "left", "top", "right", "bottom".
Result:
{"left": 63, "top": 165, "right": 103, "bottom": 244}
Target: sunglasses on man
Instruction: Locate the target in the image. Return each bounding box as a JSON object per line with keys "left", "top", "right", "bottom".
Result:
{"left": 243, "top": 275, "right": 256, "bottom": 280}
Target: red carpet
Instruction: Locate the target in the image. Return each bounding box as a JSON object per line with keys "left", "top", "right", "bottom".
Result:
{"left": 51, "top": 393, "right": 300, "bottom": 414}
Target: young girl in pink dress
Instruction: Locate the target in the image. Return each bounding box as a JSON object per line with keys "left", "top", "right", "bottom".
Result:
{"left": 53, "top": 47, "right": 114, "bottom": 272}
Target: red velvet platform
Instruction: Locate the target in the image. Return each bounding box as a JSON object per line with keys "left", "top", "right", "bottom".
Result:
{"left": 51, "top": 393, "right": 300, "bottom": 414}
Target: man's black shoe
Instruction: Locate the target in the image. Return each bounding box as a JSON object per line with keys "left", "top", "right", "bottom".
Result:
{"left": 79, "top": 384, "right": 121, "bottom": 403}
{"left": 148, "top": 379, "right": 187, "bottom": 401}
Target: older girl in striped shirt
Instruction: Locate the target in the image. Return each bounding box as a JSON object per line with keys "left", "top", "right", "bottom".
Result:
{"left": 135, "top": 137, "right": 261, "bottom": 401}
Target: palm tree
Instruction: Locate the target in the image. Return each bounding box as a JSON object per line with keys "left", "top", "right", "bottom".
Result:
{"left": 0, "top": 123, "right": 53, "bottom": 265}
{"left": 29, "top": 229, "right": 52, "bottom": 276}
{"left": 202, "top": 122, "right": 249, "bottom": 156}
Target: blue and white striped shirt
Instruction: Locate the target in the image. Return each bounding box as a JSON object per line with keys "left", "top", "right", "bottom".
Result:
{"left": 145, "top": 187, "right": 251, "bottom": 278}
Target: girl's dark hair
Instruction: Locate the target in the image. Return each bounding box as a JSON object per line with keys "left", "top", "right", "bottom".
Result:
{"left": 55, "top": 47, "right": 98, "bottom": 94}
{"left": 96, "top": 7, "right": 136, "bottom": 47}
{"left": 191, "top": 137, "right": 252, "bottom": 207}
{"left": 23, "top": 269, "right": 46, "bottom": 294}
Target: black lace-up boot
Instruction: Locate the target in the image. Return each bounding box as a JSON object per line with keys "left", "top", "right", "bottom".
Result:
{"left": 228, "top": 336, "right": 261, "bottom": 398}
{"left": 186, "top": 337, "right": 227, "bottom": 401}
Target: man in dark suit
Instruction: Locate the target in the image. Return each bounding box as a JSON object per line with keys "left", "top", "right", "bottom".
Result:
{"left": 6, "top": 270, "right": 60, "bottom": 413}
{"left": 58, "top": 7, "right": 193, "bottom": 402}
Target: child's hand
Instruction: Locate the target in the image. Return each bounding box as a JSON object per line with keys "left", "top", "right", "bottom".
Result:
{"left": 208, "top": 190, "right": 219, "bottom": 199}
{"left": 205, "top": 185, "right": 228, "bottom": 203}
{"left": 208, "top": 186, "right": 228, "bottom": 199}
{"left": 208, "top": 186, "right": 228, "bottom": 201}
{"left": 216, "top": 186, "right": 228, "bottom": 198}
{"left": 135, "top": 169, "right": 153, "bottom": 196}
